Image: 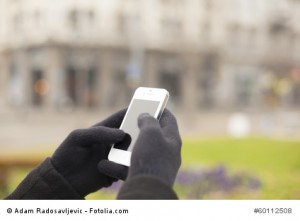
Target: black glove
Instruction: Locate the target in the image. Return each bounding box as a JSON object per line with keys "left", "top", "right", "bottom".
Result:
{"left": 51, "top": 109, "right": 127, "bottom": 197}
{"left": 98, "top": 109, "right": 182, "bottom": 187}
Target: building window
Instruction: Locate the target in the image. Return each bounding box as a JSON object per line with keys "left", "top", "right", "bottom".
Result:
{"left": 65, "top": 67, "right": 78, "bottom": 106}
{"left": 69, "top": 9, "right": 79, "bottom": 30}
{"left": 118, "top": 13, "right": 128, "bottom": 34}
{"left": 8, "top": 63, "right": 23, "bottom": 107}
{"left": 32, "top": 70, "right": 48, "bottom": 107}
{"left": 85, "top": 68, "right": 98, "bottom": 108}
{"left": 234, "top": 71, "right": 256, "bottom": 107}
{"left": 68, "top": 9, "right": 96, "bottom": 31}
{"left": 158, "top": 57, "right": 182, "bottom": 104}
{"left": 111, "top": 69, "right": 131, "bottom": 107}
{"left": 198, "top": 55, "right": 218, "bottom": 108}
{"left": 160, "top": 71, "right": 181, "bottom": 104}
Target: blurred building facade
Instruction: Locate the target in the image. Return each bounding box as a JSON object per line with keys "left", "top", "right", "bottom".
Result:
{"left": 1, "top": 0, "right": 300, "bottom": 113}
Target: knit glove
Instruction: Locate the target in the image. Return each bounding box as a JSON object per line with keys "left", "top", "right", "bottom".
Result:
{"left": 51, "top": 109, "right": 127, "bottom": 197}
{"left": 98, "top": 109, "right": 182, "bottom": 187}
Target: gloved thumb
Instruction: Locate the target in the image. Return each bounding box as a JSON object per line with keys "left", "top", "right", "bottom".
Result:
{"left": 138, "top": 113, "right": 161, "bottom": 131}
{"left": 97, "top": 160, "right": 128, "bottom": 181}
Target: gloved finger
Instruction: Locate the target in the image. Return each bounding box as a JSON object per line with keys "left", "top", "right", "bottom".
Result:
{"left": 113, "top": 133, "right": 132, "bottom": 151}
{"left": 92, "top": 108, "right": 127, "bottom": 128}
{"left": 98, "top": 160, "right": 128, "bottom": 181}
{"left": 159, "top": 109, "right": 181, "bottom": 142}
{"left": 137, "top": 113, "right": 161, "bottom": 132}
{"left": 66, "top": 127, "right": 126, "bottom": 146}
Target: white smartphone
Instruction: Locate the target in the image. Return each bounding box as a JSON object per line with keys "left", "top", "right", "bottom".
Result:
{"left": 108, "top": 87, "right": 169, "bottom": 166}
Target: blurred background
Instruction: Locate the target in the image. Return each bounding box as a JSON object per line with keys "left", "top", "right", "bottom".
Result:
{"left": 0, "top": 0, "right": 300, "bottom": 199}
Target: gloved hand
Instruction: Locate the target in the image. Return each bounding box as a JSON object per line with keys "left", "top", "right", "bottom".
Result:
{"left": 98, "top": 109, "right": 182, "bottom": 187}
{"left": 51, "top": 109, "right": 127, "bottom": 197}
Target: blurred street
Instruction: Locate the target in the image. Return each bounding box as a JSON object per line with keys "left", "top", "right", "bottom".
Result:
{"left": 1, "top": 109, "right": 300, "bottom": 151}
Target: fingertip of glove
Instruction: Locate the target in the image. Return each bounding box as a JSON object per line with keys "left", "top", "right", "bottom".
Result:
{"left": 138, "top": 113, "right": 151, "bottom": 120}
{"left": 160, "top": 109, "right": 177, "bottom": 125}
{"left": 105, "top": 127, "right": 126, "bottom": 140}
{"left": 138, "top": 113, "right": 158, "bottom": 128}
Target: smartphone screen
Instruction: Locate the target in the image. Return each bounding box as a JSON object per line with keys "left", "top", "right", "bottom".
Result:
{"left": 115, "top": 99, "right": 160, "bottom": 152}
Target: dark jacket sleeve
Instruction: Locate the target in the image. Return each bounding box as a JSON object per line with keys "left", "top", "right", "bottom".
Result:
{"left": 117, "top": 175, "right": 178, "bottom": 200}
{"left": 5, "top": 158, "right": 83, "bottom": 200}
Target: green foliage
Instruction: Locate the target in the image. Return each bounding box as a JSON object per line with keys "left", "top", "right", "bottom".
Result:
{"left": 181, "top": 137, "right": 300, "bottom": 199}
